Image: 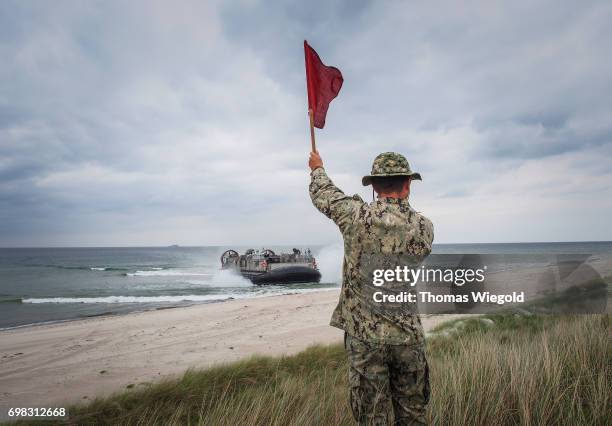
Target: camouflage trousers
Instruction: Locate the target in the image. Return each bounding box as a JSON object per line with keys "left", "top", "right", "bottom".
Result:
{"left": 344, "top": 333, "right": 430, "bottom": 426}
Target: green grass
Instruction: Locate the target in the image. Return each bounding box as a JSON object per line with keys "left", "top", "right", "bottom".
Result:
{"left": 9, "top": 314, "right": 611, "bottom": 425}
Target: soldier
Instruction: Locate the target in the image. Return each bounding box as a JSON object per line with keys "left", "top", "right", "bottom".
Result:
{"left": 308, "top": 150, "right": 434, "bottom": 425}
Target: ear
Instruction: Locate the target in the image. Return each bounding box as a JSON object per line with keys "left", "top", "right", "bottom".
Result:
{"left": 403, "top": 178, "right": 412, "bottom": 197}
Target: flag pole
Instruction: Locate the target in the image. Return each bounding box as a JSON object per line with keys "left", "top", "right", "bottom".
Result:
{"left": 308, "top": 108, "right": 316, "bottom": 152}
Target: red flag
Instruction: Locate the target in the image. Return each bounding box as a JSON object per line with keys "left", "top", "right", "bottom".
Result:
{"left": 304, "top": 40, "right": 343, "bottom": 129}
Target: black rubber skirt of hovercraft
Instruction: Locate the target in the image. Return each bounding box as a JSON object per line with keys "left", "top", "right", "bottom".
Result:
{"left": 250, "top": 266, "right": 322, "bottom": 285}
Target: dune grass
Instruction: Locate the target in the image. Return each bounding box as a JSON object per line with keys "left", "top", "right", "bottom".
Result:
{"left": 10, "top": 314, "right": 610, "bottom": 426}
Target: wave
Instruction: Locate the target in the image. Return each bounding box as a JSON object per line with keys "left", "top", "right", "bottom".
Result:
{"left": 124, "top": 270, "right": 213, "bottom": 277}
{"left": 93, "top": 267, "right": 134, "bottom": 272}
{"left": 24, "top": 264, "right": 131, "bottom": 271}
{"left": 22, "top": 294, "right": 252, "bottom": 304}
{"left": 21, "top": 288, "right": 338, "bottom": 304}
{"left": 23, "top": 264, "right": 179, "bottom": 272}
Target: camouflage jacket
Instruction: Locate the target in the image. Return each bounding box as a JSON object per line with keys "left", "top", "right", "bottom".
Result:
{"left": 309, "top": 167, "right": 434, "bottom": 345}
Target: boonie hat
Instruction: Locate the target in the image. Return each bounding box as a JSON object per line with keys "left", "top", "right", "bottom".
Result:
{"left": 362, "top": 152, "right": 422, "bottom": 186}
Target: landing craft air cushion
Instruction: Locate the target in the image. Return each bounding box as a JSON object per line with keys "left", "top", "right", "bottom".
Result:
{"left": 220, "top": 248, "right": 321, "bottom": 285}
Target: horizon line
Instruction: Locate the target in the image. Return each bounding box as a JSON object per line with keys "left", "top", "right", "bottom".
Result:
{"left": 1, "top": 240, "right": 612, "bottom": 249}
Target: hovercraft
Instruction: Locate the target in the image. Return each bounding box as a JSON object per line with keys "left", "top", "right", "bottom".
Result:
{"left": 220, "top": 248, "right": 321, "bottom": 285}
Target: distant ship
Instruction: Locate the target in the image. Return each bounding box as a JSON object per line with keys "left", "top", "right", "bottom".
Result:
{"left": 220, "top": 248, "right": 321, "bottom": 285}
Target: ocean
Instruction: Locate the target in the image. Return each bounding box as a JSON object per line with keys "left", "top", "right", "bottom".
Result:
{"left": 1, "top": 242, "right": 611, "bottom": 329}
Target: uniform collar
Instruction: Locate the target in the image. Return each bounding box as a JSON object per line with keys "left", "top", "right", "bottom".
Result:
{"left": 376, "top": 196, "right": 410, "bottom": 206}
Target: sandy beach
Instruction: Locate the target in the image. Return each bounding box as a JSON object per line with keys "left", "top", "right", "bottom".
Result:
{"left": 0, "top": 290, "right": 463, "bottom": 418}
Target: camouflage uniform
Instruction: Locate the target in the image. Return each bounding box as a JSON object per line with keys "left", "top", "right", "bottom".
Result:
{"left": 309, "top": 152, "right": 434, "bottom": 425}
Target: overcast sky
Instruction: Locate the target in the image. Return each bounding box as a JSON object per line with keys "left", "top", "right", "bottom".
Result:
{"left": 1, "top": 0, "right": 611, "bottom": 247}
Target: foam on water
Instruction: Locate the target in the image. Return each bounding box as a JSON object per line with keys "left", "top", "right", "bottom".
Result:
{"left": 21, "top": 287, "right": 337, "bottom": 304}
{"left": 22, "top": 295, "right": 243, "bottom": 304}
{"left": 126, "top": 270, "right": 212, "bottom": 277}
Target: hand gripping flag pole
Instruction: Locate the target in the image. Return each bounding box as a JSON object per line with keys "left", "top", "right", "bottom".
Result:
{"left": 304, "top": 40, "right": 343, "bottom": 152}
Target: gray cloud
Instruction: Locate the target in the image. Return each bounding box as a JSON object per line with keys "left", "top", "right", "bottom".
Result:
{"left": 1, "top": 0, "right": 611, "bottom": 246}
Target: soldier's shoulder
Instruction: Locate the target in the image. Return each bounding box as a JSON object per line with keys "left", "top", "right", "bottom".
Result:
{"left": 334, "top": 194, "right": 364, "bottom": 216}
{"left": 344, "top": 194, "right": 366, "bottom": 215}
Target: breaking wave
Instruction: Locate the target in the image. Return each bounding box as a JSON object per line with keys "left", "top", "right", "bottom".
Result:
{"left": 21, "top": 288, "right": 337, "bottom": 304}
{"left": 22, "top": 295, "right": 244, "bottom": 304}
{"left": 124, "top": 270, "right": 212, "bottom": 277}
{"left": 25, "top": 264, "right": 130, "bottom": 271}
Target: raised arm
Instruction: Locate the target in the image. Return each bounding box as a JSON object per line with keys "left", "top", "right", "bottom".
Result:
{"left": 308, "top": 151, "right": 362, "bottom": 232}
